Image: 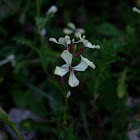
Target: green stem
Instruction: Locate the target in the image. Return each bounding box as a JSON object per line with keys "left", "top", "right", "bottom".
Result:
{"left": 92, "top": 66, "right": 102, "bottom": 115}
{"left": 0, "top": 107, "right": 24, "bottom": 140}
{"left": 9, "top": 124, "right": 24, "bottom": 140}
{"left": 63, "top": 97, "right": 68, "bottom": 126}
{"left": 63, "top": 86, "right": 68, "bottom": 139}
{"left": 28, "top": 0, "right": 43, "bottom": 59}
{"left": 36, "top": 0, "right": 42, "bottom": 18}
{"left": 35, "top": 0, "right": 42, "bottom": 45}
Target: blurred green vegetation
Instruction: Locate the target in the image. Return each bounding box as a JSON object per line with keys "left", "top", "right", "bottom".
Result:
{"left": 1, "top": 0, "right": 140, "bottom": 140}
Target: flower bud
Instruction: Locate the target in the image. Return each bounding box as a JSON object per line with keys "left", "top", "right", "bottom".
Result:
{"left": 47, "top": 5, "right": 58, "bottom": 14}
{"left": 40, "top": 28, "right": 46, "bottom": 36}
{"left": 66, "top": 91, "right": 71, "bottom": 98}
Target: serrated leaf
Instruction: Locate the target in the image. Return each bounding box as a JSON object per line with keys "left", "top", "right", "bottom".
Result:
{"left": 13, "top": 37, "right": 33, "bottom": 49}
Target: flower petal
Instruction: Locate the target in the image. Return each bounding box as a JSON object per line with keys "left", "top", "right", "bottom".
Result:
{"left": 77, "top": 28, "right": 85, "bottom": 34}
{"left": 68, "top": 71, "right": 79, "bottom": 87}
{"left": 73, "top": 58, "right": 88, "bottom": 71}
{"left": 58, "top": 37, "right": 65, "bottom": 44}
{"left": 68, "top": 22, "right": 76, "bottom": 30}
{"left": 75, "top": 29, "right": 85, "bottom": 38}
{"left": 83, "top": 39, "right": 93, "bottom": 48}
{"left": 65, "top": 35, "right": 71, "bottom": 44}
{"left": 78, "top": 32, "right": 86, "bottom": 40}
{"left": 49, "top": 38, "right": 58, "bottom": 43}
{"left": 61, "top": 50, "right": 73, "bottom": 66}
{"left": 58, "top": 36, "right": 71, "bottom": 46}
{"left": 61, "top": 64, "right": 69, "bottom": 69}
{"left": 63, "top": 28, "right": 73, "bottom": 34}
{"left": 65, "top": 35, "right": 70, "bottom": 40}
{"left": 92, "top": 45, "right": 100, "bottom": 49}
{"left": 74, "top": 31, "right": 80, "bottom": 38}
{"left": 78, "top": 33, "right": 98, "bottom": 49}
{"left": 83, "top": 40, "right": 100, "bottom": 49}
{"left": 80, "top": 55, "right": 96, "bottom": 69}
{"left": 54, "top": 66, "right": 68, "bottom": 76}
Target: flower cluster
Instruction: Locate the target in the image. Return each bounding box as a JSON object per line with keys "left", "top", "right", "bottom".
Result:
{"left": 37, "top": 5, "right": 58, "bottom": 37}
{"left": 63, "top": 22, "right": 85, "bottom": 38}
{"left": 49, "top": 31, "right": 100, "bottom": 87}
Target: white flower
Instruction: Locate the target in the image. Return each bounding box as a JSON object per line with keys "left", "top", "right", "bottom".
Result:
{"left": 47, "top": 5, "right": 58, "bottom": 14}
{"left": 49, "top": 35, "right": 71, "bottom": 47}
{"left": 63, "top": 22, "right": 85, "bottom": 38}
{"left": 54, "top": 50, "right": 95, "bottom": 87}
{"left": 132, "top": 7, "right": 140, "bottom": 14}
{"left": 78, "top": 32, "right": 100, "bottom": 49}
{"left": 0, "top": 54, "right": 16, "bottom": 67}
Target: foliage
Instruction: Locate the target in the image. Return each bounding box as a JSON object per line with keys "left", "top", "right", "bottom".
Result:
{"left": 0, "top": 0, "right": 140, "bottom": 140}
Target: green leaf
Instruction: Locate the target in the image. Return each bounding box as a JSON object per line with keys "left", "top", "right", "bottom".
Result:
{"left": 66, "top": 123, "right": 79, "bottom": 140}
{"left": 35, "top": 17, "right": 47, "bottom": 29}
{"left": 11, "top": 84, "right": 47, "bottom": 117}
{"left": 97, "top": 22, "right": 122, "bottom": 37}
{"left": 117, "top": 69, "right": 127, "bottom": 98}
{"left": 13, "top": 37, "right": 33, "bottom": 49}
{"left": 58, "top": 123, "right": 79, "bottom": 140}
{"left": 0, "top": 106, "right": 24, "bottom": 140}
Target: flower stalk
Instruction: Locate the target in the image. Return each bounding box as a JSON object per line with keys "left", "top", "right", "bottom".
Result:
{"left": 36, "top": 0, "right": 42, "bottom": 19}
{"left": 63, "top": 96, "right": 68, "bottom": 127}
{"left": 75, "top": 45, "right": 85, "bottom": 57}
{"left": 63, "top": 89, "right": 71, "bottom": 138}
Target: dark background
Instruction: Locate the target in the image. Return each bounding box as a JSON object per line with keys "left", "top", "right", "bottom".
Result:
{"left": 0, "top": 0, "right": 140, "bottom": 140}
